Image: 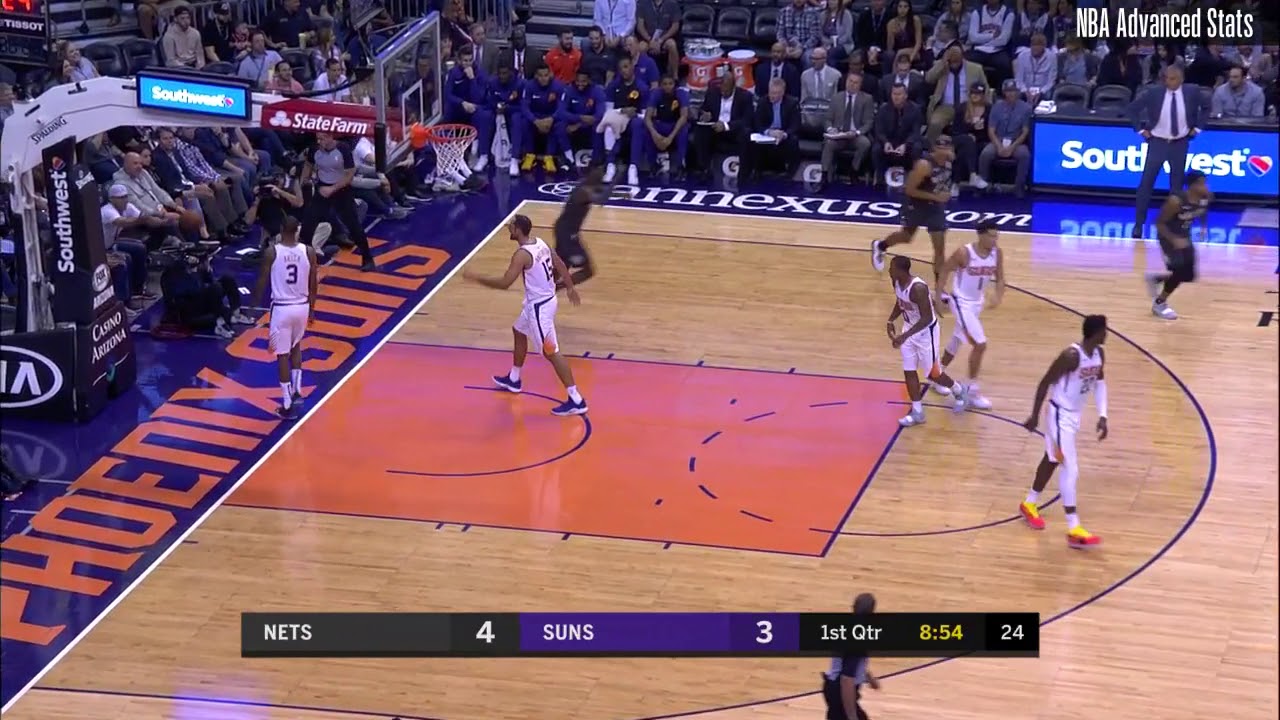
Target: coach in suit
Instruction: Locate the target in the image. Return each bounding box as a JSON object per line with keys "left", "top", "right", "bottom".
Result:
{"left": 1128, "top": 64, "right": 1203, "bottom": 237}
{"left": 746, "top": 77, "right": 801, "bottom": 181}
{"left": 470, "top": 23, "right": 502, "bottom": 76}
{"left": 754, "top": 42, "right": 802, "bottom": 99}
{"left": 821, "top": 71, "right": 875, "bottom": 182}
{"left": 691, "top": 70, "right": 754, "bottom": 179}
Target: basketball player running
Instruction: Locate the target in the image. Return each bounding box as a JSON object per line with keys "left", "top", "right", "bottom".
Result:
{"left": 934, "top": 220, "right": 1004, "bottom": 410}
{"left": 1145, "top": 170, "right": 1211, "bottom": 320}
{"left": 463, "top": 214, "right": 589, "bottom": 416}
{"left": 1019, "top": 314, "right": 1108, "bottom": 548}
{"left": 870, "top": 136, "right": 956, "bottom": 294}
{"left": 886, "top": 255, "right": 965, "bottom": 427}
{"left": 553, "top": 165, "right": 607, "bottom": 288}
{"left": 251, "top": 216, "right": 317, "bottom": 420}
{"left": 822, "top": 592, "right": 880, "bottom": 720}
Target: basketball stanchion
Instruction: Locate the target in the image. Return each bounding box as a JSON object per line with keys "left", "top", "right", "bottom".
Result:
{"left": 411, "top": 123, "right": 487, "bottom": 192}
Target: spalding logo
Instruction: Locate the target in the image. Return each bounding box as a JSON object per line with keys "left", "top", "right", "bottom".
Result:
{"left": 92, "top": 263, "right": 111, "bottom": 293}
{"left": 0, "top": 345, "right": 65, "bottom": 409}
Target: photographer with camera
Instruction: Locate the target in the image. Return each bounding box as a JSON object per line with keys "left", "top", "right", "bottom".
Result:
{"left": 160, "top": 249, "right": 254, "bottom": 339}
{"left": 245, "top": 171, "right": 305, "bottom": 245}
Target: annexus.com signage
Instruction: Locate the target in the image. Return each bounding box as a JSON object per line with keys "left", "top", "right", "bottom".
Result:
{"left": 1032, "top": 119, "right": 1278, "bottom": 199}
{"left": 135, "top": 73, "right": 251, "bottom": 121}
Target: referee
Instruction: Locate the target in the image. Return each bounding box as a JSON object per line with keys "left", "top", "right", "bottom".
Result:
{"left": 822, "top": 592, "right": 881, "bottom": 720}
{"left": 300, "top": 131, "right": 376, "bottom": 272}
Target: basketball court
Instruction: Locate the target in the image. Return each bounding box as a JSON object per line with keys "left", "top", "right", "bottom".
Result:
{"left": 2, "top": 195, "right": 1275, "bottom": 720}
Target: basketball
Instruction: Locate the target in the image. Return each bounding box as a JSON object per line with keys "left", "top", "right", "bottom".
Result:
{"left": 177, "top": 209, "right": 202, "bottom": 234}
{"left": 409, "top": 122, "right": 431, "bottom": 150}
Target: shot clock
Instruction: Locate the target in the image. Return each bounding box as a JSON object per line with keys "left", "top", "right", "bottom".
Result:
{"left": 242, "top": 612, "right": 1040, "bottom": 658}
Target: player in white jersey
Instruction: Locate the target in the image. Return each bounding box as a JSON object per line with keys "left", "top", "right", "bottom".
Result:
{"left": 251, "top": 216, "right": 317, "bottom": 420}
{"left": 933, "top": 220, "right": 1004, "bottom": 410}
{"left": 1020, "top": 314, "right": 1108, "bottom": 548}
{"left": 463, "top": 214, "right": 589, "bottom": 416}
{"left": 886, "top": 256, "right": 966, "bottom": 427}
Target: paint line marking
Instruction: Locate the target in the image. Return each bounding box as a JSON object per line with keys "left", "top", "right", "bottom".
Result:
{"left": 701, "top": 430, "right": 722, "bottom": 445}
{"left": 699, "top": 485, "right": 718, "bottom": 499}
{"left": 809, "top": 401, "right": 848, "bottom": 408}
{"left": 688, "top": 456, "right": 697, "bottom": 472}
{"left": 743, "top": 411, "right": 776, "bottom": 422}
{"left": 740, "top": 510, "right": 773, "bottom": 522}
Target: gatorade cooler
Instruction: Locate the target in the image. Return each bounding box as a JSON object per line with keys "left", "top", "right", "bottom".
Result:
{"left": 727, "top": 49, "right": 757, "bottom": 90}
{"left": 684, "top": 38, "right": 725, "bottom": 90}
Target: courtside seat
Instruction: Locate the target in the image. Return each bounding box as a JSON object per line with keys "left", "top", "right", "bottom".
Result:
{"left": 683, "top": 4, "right": 717, "bottom": 38}
{"left": 81, "top": 42, "right": 126, "bottom": 77}
{"left": 750, "top": 8, "right": 778, "bottom": 49}
{"left": 283, "top": 50, "right": 314, "bottom": 85}
{"left": 119, "top": 38, "right": 160, "bottom": 74}
{"left": 203, "top": 61, "right": 236, "bottom": 75}
{"left": 1090, "top": 83, "right": 1131, "bottom": 117}
{"left": 715, "top": 7, "right": 752, "bottom": 44}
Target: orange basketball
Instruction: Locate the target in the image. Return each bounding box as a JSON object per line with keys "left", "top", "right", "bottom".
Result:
{"left": 177, "top": 209, "right": 202, "bottom": 234}
{"left": 409, "top": 123, "right": 431, "bottom": 150}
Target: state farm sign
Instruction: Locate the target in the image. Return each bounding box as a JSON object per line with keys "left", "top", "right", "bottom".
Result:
{"left": 267, "top": 109, "right": 371, "bottom": 135}
{"left": 259, "top": 98, "right": 387, "bottom": 138}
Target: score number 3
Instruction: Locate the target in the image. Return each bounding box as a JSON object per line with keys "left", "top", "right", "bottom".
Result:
{"left": 755, "top": 620, "right": 773, "bottom": 644}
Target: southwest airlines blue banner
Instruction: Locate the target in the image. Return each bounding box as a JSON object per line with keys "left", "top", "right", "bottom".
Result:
{"left": 1032, "top": 118, "right": 1278, "bottom": 200}
{"left": 135, "top": 73, "right": 251, "bottom": 121}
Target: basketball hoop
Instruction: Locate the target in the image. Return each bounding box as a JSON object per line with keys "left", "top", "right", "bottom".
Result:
{"left": 416, "top": 123, "right": 482, "bottom": 192}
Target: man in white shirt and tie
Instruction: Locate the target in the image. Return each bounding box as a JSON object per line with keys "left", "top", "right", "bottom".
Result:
{"left": 1128, "top": 64, "right": 1203, "bottom": 237}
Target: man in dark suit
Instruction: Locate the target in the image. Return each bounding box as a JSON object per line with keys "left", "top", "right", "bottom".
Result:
{"left": 754, "top": 41, "right": 801, "bottom": 99}
{"left": 872, "top": 82, "right": 923, "bottom": 185}
{"left": 508, "top": 25, "right": 544, "bottom": 79}
{"left": 821, "top": 71, "right": 876, "bottom": 183}
{"left": 691, "top": 70, "right": 754, "bottom": 179}
{"left": 1128, "top": 64, "right": 1203, "bottom": 237}
{"left": 470, "top": 22, "right": 501, "bottom": 77}
{"left": 746, "top": 77, "right": 801, "bottom": 181}
{"left": 879, "top": 50, "right": 925, "bottom": 104}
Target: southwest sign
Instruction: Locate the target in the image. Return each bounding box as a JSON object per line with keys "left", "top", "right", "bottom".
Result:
{"left": 136, "top": 71, "right": 252, "bottom": 121}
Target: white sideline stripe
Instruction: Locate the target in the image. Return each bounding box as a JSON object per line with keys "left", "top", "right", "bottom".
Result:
{"left": 0, "top": 201, "right": 527, "bottom": 715}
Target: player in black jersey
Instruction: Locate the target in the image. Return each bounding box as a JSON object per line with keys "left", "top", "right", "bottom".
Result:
{"left": 870, "top": 136, "right": 956, "bottom": 291}
{"left": 554, "top": 165, "right": 606, "bottom": 288}
{"left": 1145, "top": 170, "right": 1211, "bottom": 320}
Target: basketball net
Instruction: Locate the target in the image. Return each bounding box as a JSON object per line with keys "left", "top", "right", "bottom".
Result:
{"left": 425, "top": 124, "right": 477, "bottom": 192}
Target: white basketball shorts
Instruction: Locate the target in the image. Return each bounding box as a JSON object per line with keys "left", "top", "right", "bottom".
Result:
{"left": 268, "top": 303, "right": 309, "bottom": 355}
{"left": 514, "top": 295, "right": 559, "bottom": 354}
{"left": 1044, "top": 401, "right": 1081, "bottom": 468}
{"left": 901, "top": 321, "right": 942, "bottom": 375}
{"left": 949, "top": 297, "right": 987, "bottom": 345}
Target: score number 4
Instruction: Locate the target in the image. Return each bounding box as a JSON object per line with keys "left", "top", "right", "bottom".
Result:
{"left": 477, "top": 620, "right": 495, "bottom": 643}
{"left": 2, "top": 0, "right": 36, "bottom": 12}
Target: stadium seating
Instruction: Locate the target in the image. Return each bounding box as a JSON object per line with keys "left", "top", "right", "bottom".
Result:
{"left": 81, "top": 42, "right": 128, "bottom": 77}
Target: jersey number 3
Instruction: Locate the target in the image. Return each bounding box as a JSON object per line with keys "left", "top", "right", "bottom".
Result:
{"left": 286, "top": 263, "right": 299, "bottom": 284}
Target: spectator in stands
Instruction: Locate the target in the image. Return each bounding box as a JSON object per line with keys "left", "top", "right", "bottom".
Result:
{"left": 600, "top": 55, "right": 647, "bottom": 184}
{"left": 1056, "top": 34, "right": 1097, "bottom": 87}
{"left": 690, "top": 70, "right": 752, "bottom": 180}
{"left": 265, "top": 61, "right": 305, "bottom": 95}
{"left": 135, "top": 0, "right": 181, "bottom": 41}
{"left": 1227, "top": 43, "right": 1272, "bottom": 84}
{"left": 802, "top": 46, "right": 842, "bottom": 110}
{"left": 508, "top": 25, "right": 542, "bottom": 79}
{"left": 445, "top": 46, "right": 493, "bottom": 166}
{"left": 950, "top": 81, "right": 991, "bottom": 189}
{"left": 582, "top": 26, "right": 616, "bottom": 85}
{"left": 188, "top": 127, "right": 254, "bottom": 204}
{"left": 644, "top": 75, "right": 690, "bottom": 178}
{"left": 238, "top": 30, "right": 285, "bottom": 88}
{"left": 755, "top": 42, "right": 801, "bottom": 99}
{"left": 266, "top": 0, "right": 316, "bottom": 49}
{"left": 1212, "top": 64, "right": 1266, "bottom": 117}
{"left": 100, "top": 185, "right": 157, "bottom": 308}
{"left": 0, "top": 83, "right": 14, "bottom": 133}
{"left": 139, "top": 145, "right": 214, "bottom": 243}
{"left": 520, "top": 65, "right": 566, "bottom": 174}
{"left": 1097, "top": 38, "right": 1142, "bottom": 93}
{"left": 820, "top": 71, "right": 875, "bottom": 185}
{"left": 625, "top": 36, "right": 661, "bottom": 89}
{"left": 309, "top": 26, "right": 348, "bottom": 77}
{"left": 881, "top": 49, "right": 925, "bottom": 104}
{"left": 748, "top": 77, "right": 801, "bottom": 180}
{"left": 967, "top": 0, "right": 1015, "bottom": 85}
{"left": 1186, "top": 43, "right": 1232, "bottom": 88}
{"left": 487, "top": 61, "right": 527, "bottom": 176}
{"left": 443, "top": 0, "right": 475, "bottom": 51}
{"left": 351, "top": 137, "right": 415, "bottom": 212}
{"left": 111, "top": 152, "right": 185, "bottom": 245}
{"left": 313, "top": 58, "right": 352, "bottom": 102}
{"left": 393, "top": 55, "right": 438, "bottom": 106}
{"left": 546, "top": 27, "right": 584, "bottom": 84}
{"left": 163, "top": 6, "right": 206, "bottom": 69}
{"left": 925, "top": 44, "right": 986, "bottom": 141}
{"left": 871, "top": 82, "right": 922, "bottom": 184}
{"left": 229, "top": 126, "right": 273, "bottom": 176}
{"left": 1013, "top": 32, "right": 1055, "bottom": 105}
{"left": 978, "top": 79, "right": 1031, "bottom": 196}
{"left": 154, "top": 127, "right": 248, "bottom": 241}
{"left": 846, "top": 50, "right": 869, "bottom": 86}
{"left": 935, "top": 0, "right": 970, "bottom": 48}
{"left": 855, "top": 0, "right": 891, "bottom": 74}
{"left": 594, "top": 0, "right": 637, "bottom": 58}
{"left": 559, "top": 68, "right": 607, "bottom": 170}
{"left": 1048, "top": 0, "right": 1075, "bottom": 50}
{"left": 884, "top": 0, "right": 922, "bottom": 72}
{"left": 55, "top": 58, "right": 77, "bottom": 86}
{"left": 58, "top": 42, "right": 99, "bottom": 82}
{"left": 817, "top": 0, "right": 855, "bottom": 70}
{"left": 471, "top": 23, "right": 500, "bottom": 76}
{"left": 777, "top": 0, "right": 821, "bottom": 67}
{"left": 160, "top": 253, "right": 250, "bottom": 338}
{"left": 201, "top": 2, "right": 236, "bottom": 64}
{"left": 923, "top": 20, "right": 958, "bottom": 68}
{"left": 636, "top": 0, "right": 682, "bottom": 73}
{"left": 1012, "top": 0, "right": 1052, "bottom": 51}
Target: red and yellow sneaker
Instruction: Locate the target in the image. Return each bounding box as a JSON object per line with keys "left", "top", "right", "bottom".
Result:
{"left": 1066, "top": 526, "right": 1101, "bottom": 548}
{"left": 1019, "top": 501, "right": 1045, "bottom": 530}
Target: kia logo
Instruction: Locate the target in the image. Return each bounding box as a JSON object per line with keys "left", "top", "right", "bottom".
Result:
{"left": 0, "top": 346, "right": 65, "bottom": 409}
